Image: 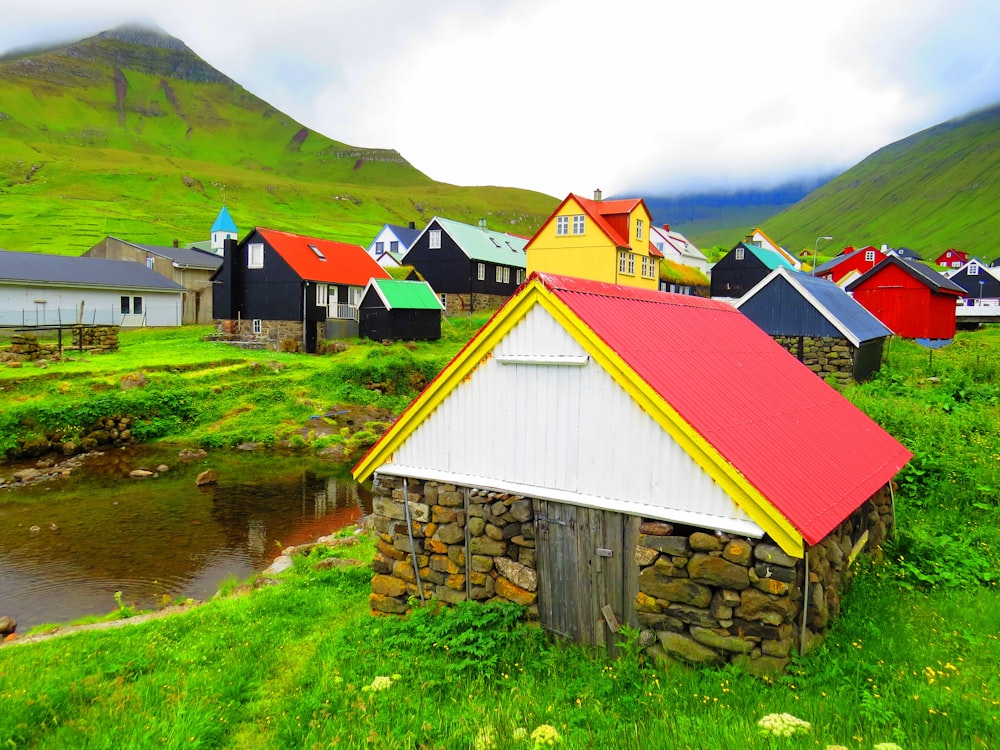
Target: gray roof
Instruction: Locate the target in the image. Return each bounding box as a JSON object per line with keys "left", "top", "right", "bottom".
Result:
{"left": 126, "top": 240, "right": 222, "bottom": 270}
{"left": 736, "top": 267, "right": 892, "bottom": 346}
{"left": 0, "top": 250, "right": 186, "bottom": 291}
{"left": 846, "top": 255, "right": 966, "bottom": 295}
{"left": 425, "top": 217, "right": 528, "bottom": 266}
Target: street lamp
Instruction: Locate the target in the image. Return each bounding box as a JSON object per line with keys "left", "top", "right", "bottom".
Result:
{"left": 979, "top": 279, "right": 985, "bottom": 305}
{"left": 812, "top": 235, "right": 833, "bottom": 275}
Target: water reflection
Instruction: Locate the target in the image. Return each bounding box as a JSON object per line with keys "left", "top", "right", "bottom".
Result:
{"left": 0, "top": 446, "right": 371, "bottom": 631}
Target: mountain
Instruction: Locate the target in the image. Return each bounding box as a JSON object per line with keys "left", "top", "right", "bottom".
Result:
{"left": 0, "top": 25, "right": 556, "bottom": 255}
{"left": 760, "top": 103, "right": 1000, "bottom": 258}
{"left": 640, "top": 177, "right": 833, "bottom": 250}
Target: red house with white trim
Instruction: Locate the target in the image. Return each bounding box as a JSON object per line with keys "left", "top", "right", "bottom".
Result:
{"left": 845, "top": 255, "right": 966, "bottom": 340}
{"left": 935, "top": 248, "right": 969, "bottom": 268}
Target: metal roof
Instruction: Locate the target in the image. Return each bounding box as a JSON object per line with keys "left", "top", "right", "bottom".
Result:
{"left": 211, "top": 205, "right": 238, "bottom": 234}
{"left": 431, "top": 217, "right": 528, "bottom": 266}
{"left": 356, "top": 272, "right": 911, "bottom": 553}
{"left": 364, "top": 279, "right": 444, "bottom": 310}
{"left": 846, "top": 254, "right": 967, "bottom": 295}
{"left": 735, "top": 267, "right": 893, "bottom": 346}
{"left": 128, "top": 241, "right": 222, "bottom": 270}
{"left": 0, "top": 250, "right": 186, "bottom": 291}
{"left": 256, "top": 228, "right": 392, "bottom": 286}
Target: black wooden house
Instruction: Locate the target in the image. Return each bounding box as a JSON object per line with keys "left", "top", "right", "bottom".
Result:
{"left": 710, "top": 241, "right": 796, "bottom": 299}
{"left": 358, "top": 278, "right": 444, "bottom": 341}
{"left": 403, "top": 217, "right": 527, "bottom": 315}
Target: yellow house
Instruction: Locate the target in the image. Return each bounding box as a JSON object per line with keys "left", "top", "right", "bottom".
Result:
{"left": 525, "top": 191, "right": 663, "bottom": 290}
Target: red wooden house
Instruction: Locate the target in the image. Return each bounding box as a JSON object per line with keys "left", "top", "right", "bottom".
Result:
{"left": 813, "top": 247, "right": 881, "bottom": 286}
{"left": 845, "top": 255, "right": 966, "bottom": 340}
{"left": 935, "top": 248, "right": 969, "bottom": 268}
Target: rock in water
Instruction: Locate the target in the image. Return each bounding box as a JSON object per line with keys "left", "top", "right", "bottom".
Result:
{"left": 0, "top": 616, "right": 16, "bottom": 636}
{"left": 195, "top": 469, "right": 218, "bottom": 486}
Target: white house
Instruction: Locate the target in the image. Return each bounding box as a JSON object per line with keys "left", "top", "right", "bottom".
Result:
{"left": 366, "top": 222, "right": 422, "bottom": 267}
{"left": 649, "top": 224, "right": 709, "bottom": 275}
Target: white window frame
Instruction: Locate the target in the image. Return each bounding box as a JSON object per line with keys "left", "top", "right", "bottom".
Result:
{"left": 252, "top": 319, "right": 262, "bottom": 335}
{"left": 968, "top": 263, "right": 979, "bottom": 276}
{"left": 556, "top": 216, "right": 569, "bottom": 236}
{"left": 496, "top": 266, "right": 503, "bottom": 283}
{"left": 865, "top": 250, "right": 876, "bottom": 262}
{"left": 618, "top": 250, "right": 628, "bottom": 274}
{"left": 247, "top": 242, "right": 264, "bottom": 269}
{"left": 503, "top": 267, "right": 510, "bottom": 284}
{"left": 516, "top": 269, "right": 524, "bottom": 284}
{"left": 627, "top": 253, "right": 635, "bottom": 275}
{"left": 636, "top": 219, "right": 643, "bottom": 240}
{"left": 145, "top": 257, "right": 155, "bottom": 270}
{"left": 572, "top": 215, "right": 585, "bottom": 235}
{"left": 477, "top": 262, "right": 486, "bottom": 281}
{"left": 316, "top": 283, "right": 329, "bottom": 307}
{"left": 429, "top": 230, "right": 442, "bottom": 249}
{"left": 735, "top": 247, "right": 745, "bottom": 261}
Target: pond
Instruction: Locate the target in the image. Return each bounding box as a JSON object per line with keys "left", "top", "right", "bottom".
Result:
{"left": 0, "top": 444, "right": 372, "bottom": 632}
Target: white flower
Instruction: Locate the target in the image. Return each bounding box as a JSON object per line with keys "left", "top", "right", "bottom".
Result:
{"left": 874, "top": 744, "right": 903, "bottom": 750}
{"left": 361, "top": 674, "right": 399, "bottom": 692}
{"left": 530, "top": 724, "right": 561, "bottom": 747}
{"left": 473, "top": 726, "right": 496, "bottom": 750}
{"left": 757, "top": 712, "right": 812, "bottom": 738}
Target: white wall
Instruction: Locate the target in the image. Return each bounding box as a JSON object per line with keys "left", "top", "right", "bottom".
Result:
{"left": 0, "top": 284, "right": 183, "bottom": 327}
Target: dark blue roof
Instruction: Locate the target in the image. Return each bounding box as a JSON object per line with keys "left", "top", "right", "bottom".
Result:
{"left": 385, "top": 224, "right": 422, "bottom": 247}
{"left": 736, "top": 268, "right": 892, "bottom": 346}
{"left": 0, "top": 250, "right": 185, "bottom": 291}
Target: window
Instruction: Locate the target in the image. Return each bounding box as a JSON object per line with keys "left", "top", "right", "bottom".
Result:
{"left": 642, "top": 256, "right": 656, "bottom": 279}
{"left": 619, "top": 250, "right": 628, "bottom": 274}
{"left": 247, "top": 242, "right": 264, "bottom": 269}
{"left": 316, "top": 284, "right": 329, "bottom": 307}
{"left": 145, "top": 257, "right": 155, "bottom": 269}
{"left": 627, "top": 253, "right": 635, "bottom": 275}
{"left": 572, "top": 215, "right": 585, "bottom": 235}
{"left": 439, "top": 293, "right": 447, "bottom": 309}
{"left": 735, "top": 247, "right": 745, "bottom": 261}
{"left": 503, "top": 267, "right": 510, "bottom": 284}
{"left": 865, "top": 250, "right": 876, "bottom": 262}
{"left": 641, "top": 256, "right": 649, "bottom": 278}
{"left": 390, "top": 241, "right": 399, "bottom": 253}
{"left": 556, "top": 216, "right": 569, "bottom": 236}
{"left": 309, "top": 244, "right": 326, "bottom": 261}
{"left": 375, "top": 241, "right": 384, "bottom": 253}
{"left": 133, "top": 297, "right": 143, "bottom": 315}
{"left": 647, "top": 258, "right": 657, "bottom": 279}
{"left": 516, "top": 269, "right": 524, "bottom": 284}
{"left": 120, "top": 296, "right": 130, "bottom": 315}
{"left": 252, "top": 319, "right": 262, "bottom": 335}
{"left": 496, "top": 266, "right": 503, "bottom": 282}
{"left": 969, "top": 263, "right": 979, "bottom": 276}
{"left": 477, "top": 262, "right": 485, "bottom": 281}
{"left": 952, "top": 261, "right": 961, "bottom": 268}
{"left": 635, "top": 219, "right": 643, "bottom": 240}
{"left": 429, "top": 230, "right": 442, "bottom": 249}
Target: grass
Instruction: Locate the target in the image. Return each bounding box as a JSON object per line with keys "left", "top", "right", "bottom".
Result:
{"left": 1, "top": 326, "right": 999, "bottom": 748}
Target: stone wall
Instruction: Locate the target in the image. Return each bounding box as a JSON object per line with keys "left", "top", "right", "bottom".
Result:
{"left": 368, "top": 475, "right": 539, "bottom": 616}
{"left": 213, "top": 319, "right": 309, "bottom": 352}
{"left": 636, "top": 485, "right": 893, "bottom": 675}
{"left": 0, "top": 326, "right": 119, "bottom": 362}
{"left": 368, "top": 474, "right": 894, "bottom": 675}
{"left": 442, "top": 293, "right": 509, "bottom": 317}
{"left": 772, "top": 335, "right": 854, "bottom": 387}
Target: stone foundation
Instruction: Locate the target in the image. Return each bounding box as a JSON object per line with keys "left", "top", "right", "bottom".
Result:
{"left": 368, "top": 475, "right": 894, "bottom": 674}
{"left": 772, "top": 335, "right": 854, "bottom": 387}
{"left": 212, "top": 319, "right": 311, "bottom": 352}
{"left": 441, "top": 293, "right": 509, "bottom": 317}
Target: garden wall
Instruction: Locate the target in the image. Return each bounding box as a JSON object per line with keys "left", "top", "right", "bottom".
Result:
{"left": 367, "top": 474, "right": 894, "bottom": 675}
{"left": 772, "top": 335, "right": 854, "bottom": 387}
{"left": 441, "top": 293, "right": 508, "bottom": 317}
{"left": 211, "top": 319, "right": 308, "bottom": 352}
{"left": 0, "top": 326, "right": 119, "bottom": 362}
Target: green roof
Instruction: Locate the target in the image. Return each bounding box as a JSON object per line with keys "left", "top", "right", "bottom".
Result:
{"left": 746, "top": 243, "right": 796, "bottom": 271}
{"left": 369, "top": 279, "right": 443, "bottom": 310}
{"left": 434, "top": 217, "right": 528, "bottom": 266}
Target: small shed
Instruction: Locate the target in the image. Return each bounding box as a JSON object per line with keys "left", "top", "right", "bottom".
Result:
{"left": 734, "top": 267, "right": 893, "bottom": 384}
{"left": 354, "top": 273, "right": 911, "bottom": 672}
{"left": 358, "top": 279, "right": 444, "bottom": 341}
{"left": 710, "top": 242, "right": 795, "bottom": 300}
{"left": 845, "top": 255, "right": 966, "bottom": 341}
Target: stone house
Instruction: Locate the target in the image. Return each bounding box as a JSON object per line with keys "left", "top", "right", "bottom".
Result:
{"left": 353, "top": 273, "right": 911, "bottom": 674}
{"left": 733, "top": 267, "right": 894, "bottom": 384}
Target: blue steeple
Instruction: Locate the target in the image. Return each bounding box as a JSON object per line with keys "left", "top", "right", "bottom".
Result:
{"left": 212, "top": 205, "right": 238, "bottom": 234}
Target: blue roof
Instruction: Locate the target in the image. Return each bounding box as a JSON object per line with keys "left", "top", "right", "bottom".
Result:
{"left": 0, "top": 250, "right": 185, "bottom": 291}
{"left": 129, "top": 242, "right": 222, "bottom": 270}
{"left": 211, "top": 206, "right": 238, "bottom": 234}
{"left": 736, "top": 267, "right": 893, "bottom": 346}
{"left": 385, "top": 224, "right": 421, "bottom": 248}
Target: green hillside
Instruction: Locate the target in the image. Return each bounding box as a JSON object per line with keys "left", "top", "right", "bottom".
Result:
{"left": 762, "top": 104, "right": 1000, "bottom": 259}
{"left": 0, "top": 26, "right": 556, "bottom": 255}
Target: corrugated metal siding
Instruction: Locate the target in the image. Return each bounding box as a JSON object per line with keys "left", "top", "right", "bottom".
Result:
{"left": 391, "top": 305, "right": 759, "bottom": 532}
{"left": 738, "top": 276, "right": 841, "bottom": 338}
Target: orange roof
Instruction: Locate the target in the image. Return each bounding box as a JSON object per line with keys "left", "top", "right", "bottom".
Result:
{"left": 257, "top": 228, "right": 391, "bottom": 285}
{"left": 527, "top": 193, "right": 662, "bottom": 256}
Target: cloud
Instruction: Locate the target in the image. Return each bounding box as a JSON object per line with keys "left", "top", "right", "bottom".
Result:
{"left": 3, "top": 0, "right": 1000, "bottom": 198}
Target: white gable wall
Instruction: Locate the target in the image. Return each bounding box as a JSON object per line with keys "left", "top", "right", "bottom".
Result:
{"left": 0, "top": 283, "right": 182, "bottom": 327}
{"left": 380, "top": 304, "right": 763, "bottom": 536}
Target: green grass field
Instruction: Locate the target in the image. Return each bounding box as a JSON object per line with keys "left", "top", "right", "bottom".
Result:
{"left": 0, "top": 325, "right": 998, "bottom": 748}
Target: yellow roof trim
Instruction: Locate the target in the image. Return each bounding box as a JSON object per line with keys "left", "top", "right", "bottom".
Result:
{"left": 353, "top": 277, "right": 804, "bottom": 557}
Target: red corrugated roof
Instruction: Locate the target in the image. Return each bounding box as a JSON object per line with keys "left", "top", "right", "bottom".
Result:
{"left": 536, "top": 272, "right": 911, "bottom": 545}
{"left": 257, "top": 227, "right": 391, "bottom": 285}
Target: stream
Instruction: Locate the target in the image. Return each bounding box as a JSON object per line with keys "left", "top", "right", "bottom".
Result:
{"left": 0, "top": 444, "right": 372, "bottom": 632}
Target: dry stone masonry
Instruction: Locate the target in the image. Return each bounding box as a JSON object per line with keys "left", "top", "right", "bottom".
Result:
{"left": 369, "top": 474, "right": 895, "bottom": 676}
{"left": 772, "top": 335, "right": 854, "bottom": 387}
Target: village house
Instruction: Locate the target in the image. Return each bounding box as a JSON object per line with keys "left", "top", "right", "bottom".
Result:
{"left": 734, "top": 267, "right": 893, "bottom": 384}
{"left": 353, "top": 273, "right": 911, "bottom": 674}
{"left": 525, "top": 191, "right": 663, "bottom": 291}
{"left": 403, "top": 217, "right": 527, "bottom": 315}
{"left": 743, "top": 228, "right": 802, "bottom": 270}
{"left": 845, "top": 254, "right": 966, "bottom": 341}
{"left": 0, "top": 249, "right": 184, "bottom": 327}
{"left": 710, "top": 241, "right": 795, "bottom": 300}
{"left": 211, "top": 227, "right": 390, "bottom": 352}
{"left": 649, "top": 223, "right": 709, "bottom": 275}
{"left": 935, "top": 248, "right": 969, "bottom": 269}
{"left": 358, "top": 278, "right": 444, "bottom": 341}
{"left": 813, "top": 246, "right": 882, "bottom": 287}
{"left": 366, "top": 222, "right": 422, "bottom": 268}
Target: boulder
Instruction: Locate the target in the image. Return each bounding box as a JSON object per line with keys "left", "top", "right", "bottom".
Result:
{"left": 195, "top": 469, "right": 218, "bottom": 486}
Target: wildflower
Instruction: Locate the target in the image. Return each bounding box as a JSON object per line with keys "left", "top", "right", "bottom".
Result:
{"left": 512, "top": 727, "right": 528, "bottom": 741}
{"left": 361, "top": 674, "right": 399, "bottom": 692}
{"left": 473, "top": 726, "right": 496, "bottom": 750}
{"left": 873, "top": 744, "right": 903, "bottom": 750}
{"left": 826, "top": 745, "right": 849, "bottom": 750}
{"left": 757, "top": 712, "right": 811, "bottom": 738}
{"left": 530, "top": 723, "right": 562, "bottom": 747}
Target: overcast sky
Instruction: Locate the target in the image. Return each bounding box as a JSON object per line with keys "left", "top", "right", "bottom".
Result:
{"left": 3, "top": 0, "right": 999, "bottom": 198}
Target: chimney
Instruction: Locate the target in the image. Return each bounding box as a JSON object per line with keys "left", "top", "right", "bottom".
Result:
{"left": 173, "top": 238, "right": 179, "bottom": 248}
{"left": 408, "top": 221, "right": 415, "bottom": 230}
{"left": 593, "top": 188, "right": 602, "bottom": 201}
{"left": 662, "top": 224, "right": 670, "bottom": 232}
{"left": 478, "top": 218, "right": 487, "bottom": 230}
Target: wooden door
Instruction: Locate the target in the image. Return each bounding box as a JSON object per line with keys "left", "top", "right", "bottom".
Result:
{"left": 533, "top": 500, "right": 638, "bottom": 655}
